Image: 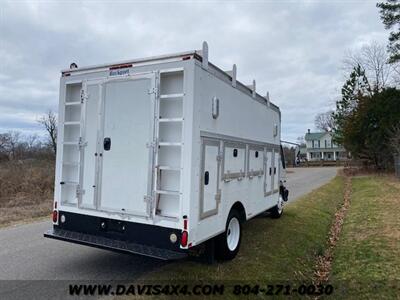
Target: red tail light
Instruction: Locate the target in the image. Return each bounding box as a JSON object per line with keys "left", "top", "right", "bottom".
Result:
{"left": 52, "top": 210, "right": 58, "bottom": 223}
{"left": 181, "top": 231, "right": 188, "bottom": 247}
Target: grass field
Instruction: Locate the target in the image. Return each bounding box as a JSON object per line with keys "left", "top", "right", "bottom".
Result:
{"left": 331, "top": 176, "right": 400, "bottom": 299}
{"left": 0, "top": 159, "right": 54, "bottom": 227}
{"left": 124, "top": 174, "right": 400, "bottom": 299}
{"left": 121, "top": 176, "right": 345, "bottom": 299}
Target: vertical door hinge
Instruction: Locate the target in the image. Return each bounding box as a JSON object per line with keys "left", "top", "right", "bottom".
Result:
{"left": 78, "top": 137, "right": 87, "bottom": 149}
{"left": 148, "top": 87, "right": 159, "bottom": 97}
{"left": 144, "top": 195, "right": 153, "bottom": 216}
{"left": 215, "top": 189, "right": 221, "bottom": 203}
{"left": 146, "top": 139, "right": 158, "bottom": 149}
{"left": 80, "top": 89, "right": 88, "bottom": 103}
{"left": 76, "top": 185, "right": 85, "bottom": 198}
{"left": 144, "top": 195, "right": 152, "bottom": 203}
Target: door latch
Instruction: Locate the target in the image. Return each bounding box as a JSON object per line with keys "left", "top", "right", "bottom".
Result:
{"left": 103, "top": 137, "right": 111, "bottom": 151}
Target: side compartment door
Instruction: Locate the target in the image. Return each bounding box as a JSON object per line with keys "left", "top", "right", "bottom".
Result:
{"left": 273, "top": 149, "right": 280, "bottom": 192}
{"left": 199, "top": 139, "right": 221, "bottom": 219}
{"left": 264, "top": 148, "right": 273, "bottom": 196}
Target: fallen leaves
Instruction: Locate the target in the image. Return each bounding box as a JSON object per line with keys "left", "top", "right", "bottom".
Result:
{"left": 314, "top": 175, "right": 352, "bottom": 284}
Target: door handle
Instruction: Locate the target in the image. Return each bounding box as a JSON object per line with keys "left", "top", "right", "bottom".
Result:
{"left": 204, "top": 171, "right": 209, "bottom": 185}
{"left": 104, "top": 137, "right": 111, "bottom": 151}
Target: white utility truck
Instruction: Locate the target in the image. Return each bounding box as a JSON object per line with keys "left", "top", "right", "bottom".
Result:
{"left": 45, "top": 42, "right": 289, "bottom": 261}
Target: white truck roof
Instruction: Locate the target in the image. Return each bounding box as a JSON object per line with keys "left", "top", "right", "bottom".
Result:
{"left": 61, "top": 44, "right": 280, "bottom": 113}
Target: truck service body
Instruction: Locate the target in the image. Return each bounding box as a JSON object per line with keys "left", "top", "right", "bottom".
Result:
{"left": 44, "top": 42, "right": 288, "bottom": 260}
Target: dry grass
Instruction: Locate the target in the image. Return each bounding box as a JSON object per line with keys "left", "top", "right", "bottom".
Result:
{"left": 0, "top": 159, "right": 54, "bottom": 227}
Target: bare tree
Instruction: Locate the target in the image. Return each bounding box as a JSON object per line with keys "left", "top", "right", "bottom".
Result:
{"left": 8, "top": 131, "right": 21, "bottom": 159}
{"left": 26, "top": 134, "right": 38, "bottom": 150}
{"left": 343, "top": 41, "right": 393, "bottom": 91}
{"left": 38, "top": 110, "right": 57, "bottom": 155}
{"left": 314, "top": 110, "right": 335, "bottom": 132}
{"left": 0, "top": 133, "right": 10, "bottom": 150}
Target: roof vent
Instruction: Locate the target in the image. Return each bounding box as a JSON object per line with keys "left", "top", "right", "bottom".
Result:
{"left": 308, "top": 129, "right": 310, "bottom": 133}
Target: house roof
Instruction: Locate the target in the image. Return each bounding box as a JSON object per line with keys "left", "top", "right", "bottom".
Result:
{"left": 305, "top": 132, "right": 328, "bottom": 141}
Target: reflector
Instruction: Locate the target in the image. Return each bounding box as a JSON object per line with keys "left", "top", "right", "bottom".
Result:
{"left": 52, "top": 210, "right": 58, "bottom": 223}
{"left": 181, "top": 231, "right": 188, "bottom": 247}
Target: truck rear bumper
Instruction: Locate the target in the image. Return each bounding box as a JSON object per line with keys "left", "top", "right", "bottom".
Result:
{"left": 44, "top": 228, "right": 187, "bottom": 260}
{"left": 44, "top": 211, "right": 187, "bottom": 260}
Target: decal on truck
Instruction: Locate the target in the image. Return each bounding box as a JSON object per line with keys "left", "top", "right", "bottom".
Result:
{"left": 109, "top": 68, "right": 129, "bottom": 76}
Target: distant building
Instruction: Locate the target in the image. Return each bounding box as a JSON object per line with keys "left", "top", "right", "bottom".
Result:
{"left": 304, "top": 129, "right": 347, "bottom": 161}
{"left": 298, "top": 145, "right": 307, "bottom": 162}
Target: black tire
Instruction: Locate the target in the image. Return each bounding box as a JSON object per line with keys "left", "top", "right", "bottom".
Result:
{"left": 268, "top": 195, "right": 284, "bottom": 219}
{"left": 215, "top": 209, "right": 242, "bottom": 261}
{"left": 268, "top": 205, "right": 283, "bottom": 218}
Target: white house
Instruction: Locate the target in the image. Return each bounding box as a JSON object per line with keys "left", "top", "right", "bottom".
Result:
{"left": 304, "top": 129, "right": 347, "bottom": 161}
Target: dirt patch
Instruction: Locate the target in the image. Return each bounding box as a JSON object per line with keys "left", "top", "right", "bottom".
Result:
{"left": 314, "top": 175, "right": 352, "bottom": 284}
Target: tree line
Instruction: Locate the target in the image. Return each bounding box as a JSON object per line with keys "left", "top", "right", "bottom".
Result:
{"left": 0, "top": 110, "right": 57, "bottom": 161}
{"left": 310, "top": 2, "right": 400, "bottom": 170}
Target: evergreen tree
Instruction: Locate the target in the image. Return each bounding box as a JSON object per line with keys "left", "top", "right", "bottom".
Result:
{"left": 333, "top": 65, "right": 371, "bottom": 144}
{"left": 377, "top": 0, "right": 400, "bottom": 63}
{"left": 342, "top": 88, "right": 400, "bottom": 168}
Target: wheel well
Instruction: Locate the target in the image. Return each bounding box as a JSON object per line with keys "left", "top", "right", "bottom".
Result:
{"left": 231, "top": 202, "right": 246, "bottom": 223}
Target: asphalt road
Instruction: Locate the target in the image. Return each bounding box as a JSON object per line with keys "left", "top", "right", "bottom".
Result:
{"left": 284, "top": 167, "right": 339, "bottom": 202}
{"left": 0, "top": 167, "right": 339, "bottom": 299}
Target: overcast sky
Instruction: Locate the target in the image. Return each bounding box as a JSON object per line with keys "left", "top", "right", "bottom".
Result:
{"left": 0, "top": 0, "right": 389, "bottom": 142}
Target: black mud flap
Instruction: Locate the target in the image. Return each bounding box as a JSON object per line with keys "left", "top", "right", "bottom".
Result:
{"left": 280, "top": 185, "right": 289, "bottom": 201}
{"left": 44, "top": 229, "right": 187, "bottom": 261}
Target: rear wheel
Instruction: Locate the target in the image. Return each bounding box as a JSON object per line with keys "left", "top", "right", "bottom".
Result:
{"left": 269, "top": 195, "right": 284, "bottom": 218}
{"left": 215, "top": 209, "right": 242, "bottom": 260}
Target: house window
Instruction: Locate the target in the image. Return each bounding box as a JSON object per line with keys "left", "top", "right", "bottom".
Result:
{"left": 318, "top": 140, "right": 320, "bottom": 148}
{"left": 324, "top": 140, "right": 327, "bottom": 148}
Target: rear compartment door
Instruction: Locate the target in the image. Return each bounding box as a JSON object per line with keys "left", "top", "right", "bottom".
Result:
{"left": 97, "top": 74, "right": 156, "bottom": 216}
{"left": 79, "top": 82, "right": 101, "bottom": 209}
